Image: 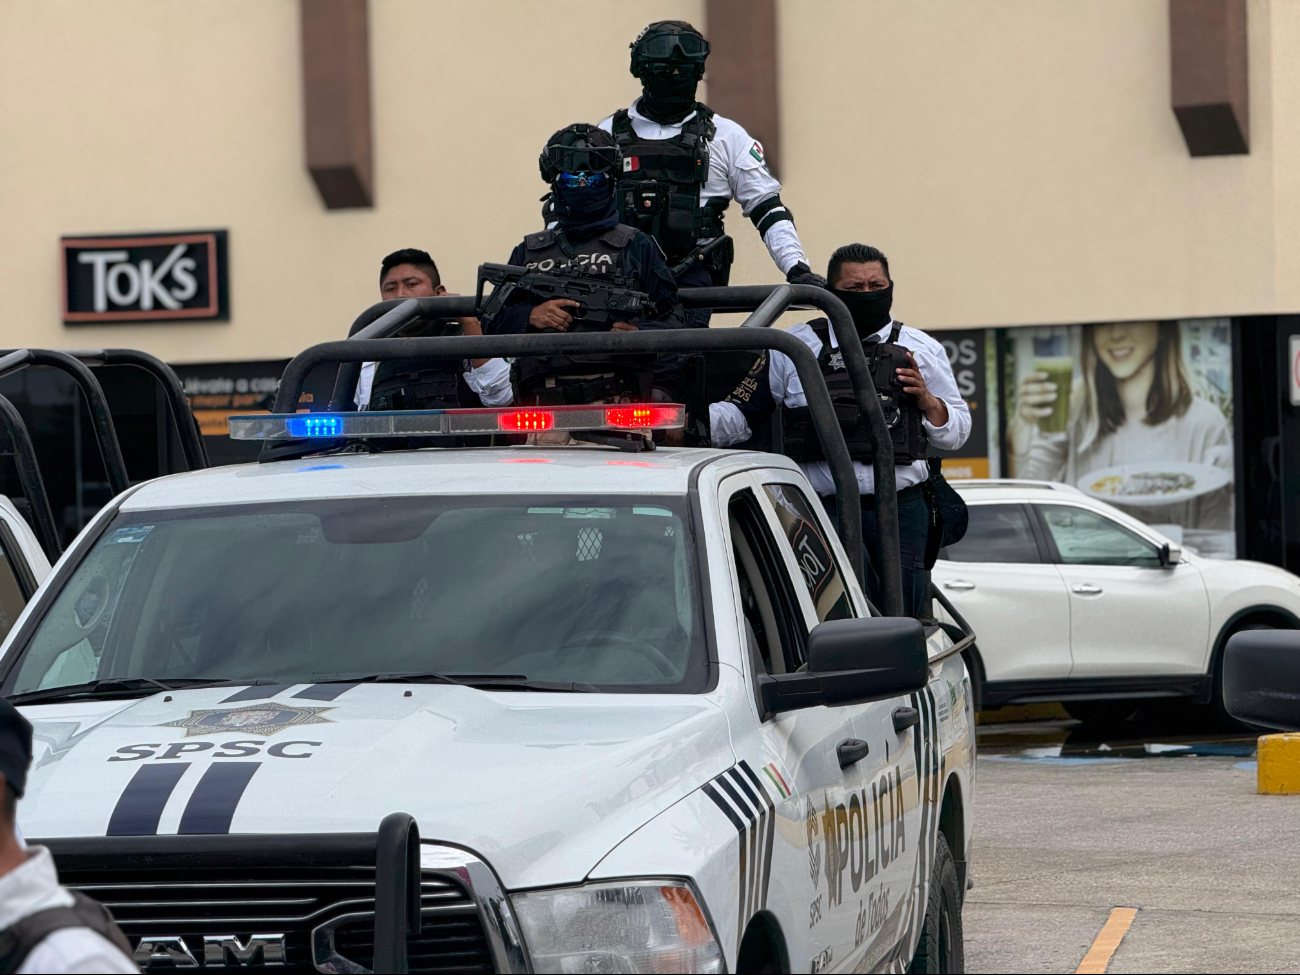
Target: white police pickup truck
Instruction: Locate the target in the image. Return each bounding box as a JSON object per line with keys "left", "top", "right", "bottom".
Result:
{"left": 0, "top": 396, "right": 974, "bottom": 973}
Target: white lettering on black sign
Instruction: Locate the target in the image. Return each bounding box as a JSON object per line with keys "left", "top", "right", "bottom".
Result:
{"left": 62, "top": 230, "right": 228, "bottom": 324}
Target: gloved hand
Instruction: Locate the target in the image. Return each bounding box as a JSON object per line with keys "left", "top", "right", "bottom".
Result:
{"left": 785, "top": 263, "right": 827, "bottom": 288}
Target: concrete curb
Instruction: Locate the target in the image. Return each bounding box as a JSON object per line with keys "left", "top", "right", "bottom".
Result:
{"left": 1256, "top": 733, "right": 1300, "bottom": 795}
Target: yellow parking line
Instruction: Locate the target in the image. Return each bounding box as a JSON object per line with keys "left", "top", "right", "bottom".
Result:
{"left": 1075, "top": 907, "right": 1138, "bottom": 974}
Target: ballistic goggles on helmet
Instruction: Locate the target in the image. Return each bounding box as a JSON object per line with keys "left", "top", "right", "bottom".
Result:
{"left": 633, "top": 30, "right": 709, "bottom": 62}
{"left": 555, "top": 172, "right": 609, "bottom": 189}
{"left": 539, "top": 141, "right": 621, "bottom": 183}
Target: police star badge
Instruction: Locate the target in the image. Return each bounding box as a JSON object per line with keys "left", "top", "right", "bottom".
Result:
{"left": 160, "top": 703, "right": 335, "bottom": 738}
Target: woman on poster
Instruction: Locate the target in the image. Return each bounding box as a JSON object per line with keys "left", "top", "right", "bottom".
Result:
{"left": 1008, "top": 320, "right": 1233, "bottom": 553}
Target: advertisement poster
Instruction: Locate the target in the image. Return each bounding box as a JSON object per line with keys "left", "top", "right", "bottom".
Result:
{"left": 928, "top": 329, "right": 998, "bottom": 480}
{"left": 1003, "top": 319, "right": 1235, "bottom": 557}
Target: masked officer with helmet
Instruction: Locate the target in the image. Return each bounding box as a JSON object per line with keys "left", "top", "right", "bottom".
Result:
{"left": 596, "top": 20, "right": 825, "bottom": 326}
{"left": 489, "top": 124, "right": 687, "bottom": 419}
{"left": 709, "top": 244, "right": 971, "bottom": 617}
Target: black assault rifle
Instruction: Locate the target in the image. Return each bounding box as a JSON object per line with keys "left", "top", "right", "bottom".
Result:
{"left": 476, "top": 263, "right": 657, "bottom": 331}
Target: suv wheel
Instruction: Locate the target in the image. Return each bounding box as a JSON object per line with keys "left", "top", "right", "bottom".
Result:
{"left": 908, "top": 832, "right": 964, "bottom": 974}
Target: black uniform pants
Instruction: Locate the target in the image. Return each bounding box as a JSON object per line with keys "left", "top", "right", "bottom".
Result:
{"left": 823, "top": 489, "right": 930, "bottom": 618}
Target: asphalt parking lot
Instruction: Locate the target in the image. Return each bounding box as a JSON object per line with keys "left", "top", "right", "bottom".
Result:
{"left": 965, "top": 710, "right": 1300, "bottom": 974}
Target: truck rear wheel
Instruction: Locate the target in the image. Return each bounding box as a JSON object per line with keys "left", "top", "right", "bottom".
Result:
{"left": 908, "top": 832, "right": 964, "bottom": 974}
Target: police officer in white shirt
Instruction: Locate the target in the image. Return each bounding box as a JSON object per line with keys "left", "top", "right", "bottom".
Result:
{"left": 598, "top": 21, "right": 825, "bottom": 326}
{"left": 354, "top": 249, "right": 512, "bottom": 411}
{"left": 709, "top": 244, "right": 971, "bottom": 616}
{"left": 0, "top": 699, "right": 136, "bottom": 973}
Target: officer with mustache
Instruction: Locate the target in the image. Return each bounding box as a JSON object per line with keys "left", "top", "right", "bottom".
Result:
{"left": 708, "top": 245, "right": 971, "bottom": 617}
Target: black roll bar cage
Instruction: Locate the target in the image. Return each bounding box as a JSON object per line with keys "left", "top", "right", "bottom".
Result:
{"left": 321, "top": 285, "right": 902, "bottom": 615}
{"left": 0, "top": 349, "right": 132, "bottom": 498}
{"left": 0, "top": 395, "right": 61, "bottom": 562}
{"left": 0, "top": 348, "right": 207, "bottom": 561}
{"left": 68, "top": 348, "right": 210, "bottom": 471}
{"left": 273, "top": 285, "right": 905, "bottom": 612}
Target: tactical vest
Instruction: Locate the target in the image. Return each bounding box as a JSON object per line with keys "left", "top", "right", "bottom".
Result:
{"left": 0, "top": 888, "right": 133, "bottom": 974}
{"left": 513, "top": 224, "right": 655, "bottom": 403}
{"left": 611, "top": 104, "right": 728, "bottom": 261}
{"left": 370, "top": 356, "right": 465, "bottom": 412}
{"left": 782, "top": 319, "right": 929, "bottom": 467}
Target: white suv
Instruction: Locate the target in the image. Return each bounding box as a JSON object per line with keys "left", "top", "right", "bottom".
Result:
{"left": 932, "top": 479, "right": 1300, "bottom": 722}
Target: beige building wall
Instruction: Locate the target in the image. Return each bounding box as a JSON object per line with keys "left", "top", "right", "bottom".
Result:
{"left": 0, "top": 0, "right": 1295, "bottom": 363}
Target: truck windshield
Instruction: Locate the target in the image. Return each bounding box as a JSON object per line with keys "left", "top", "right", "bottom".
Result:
{"left": 7, "top": 496, "right": 706, "bottom": 695}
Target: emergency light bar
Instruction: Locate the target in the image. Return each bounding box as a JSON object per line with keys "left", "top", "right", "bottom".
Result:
{"left": 227, "top": 404, "right": 686, "bottom": 441}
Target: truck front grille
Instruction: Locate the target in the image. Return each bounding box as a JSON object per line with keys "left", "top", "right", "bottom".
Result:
{"left": 60, "top": 865, "right": 493, "bottom": 973}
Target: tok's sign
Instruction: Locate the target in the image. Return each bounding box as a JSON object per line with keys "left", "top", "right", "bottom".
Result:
{"left": 61, "top": 230, "right": 228, "bottom": 324}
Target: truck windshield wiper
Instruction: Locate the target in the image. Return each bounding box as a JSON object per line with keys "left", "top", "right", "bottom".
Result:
{"left": 309, "top": 672, "right": 595, "bottom": 692}
{"left": 8, "top": 677, "right": 236, "bottom": 706}
{"left": 310, "top": 671, "right": 470, "bottom": 686}
{"left": 459, "top": 677, "right": 598, "bottom": 693}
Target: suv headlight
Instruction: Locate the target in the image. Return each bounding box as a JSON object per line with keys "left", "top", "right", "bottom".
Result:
{"left": 512, "top": 879, "right": 725, "bottom": 974}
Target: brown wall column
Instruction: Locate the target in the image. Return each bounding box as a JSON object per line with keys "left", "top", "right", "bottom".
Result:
{"left": 1170, "top": 0, "right": 1249, "bottom": 156}
{"left": 300, "top": 0, "right": 374, "bottom": 208}
{"left": 705, "top": 0, "right": 781, "bottom": 177}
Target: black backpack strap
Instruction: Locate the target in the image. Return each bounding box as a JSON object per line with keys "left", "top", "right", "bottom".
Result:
{"left": 551, "top": 229, "right": 578, "bottom": 260}
{"left": 691, "top": 103, "right": 717, "bottom": 141}
{"left": 0, "top": 891, "right": 130, "bottom": 973}
{"left": 611, "top": 109, "right": 635, "bottom": 147}
{"left": 888, "top": 321, "right": 903, "bottom": 344}
{"left": 805, "top": 318, "right": 833, "bottom": 365}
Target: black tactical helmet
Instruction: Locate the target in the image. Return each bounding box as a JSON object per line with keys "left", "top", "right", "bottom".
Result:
{"left": 538, "top": 124, "right": 622, "bottom": 184}
{"left": 630, "top": 20, "right": 709, "bottom": 79}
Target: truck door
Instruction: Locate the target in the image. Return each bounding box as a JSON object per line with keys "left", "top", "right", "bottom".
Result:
{"left": 721, "top": 475, "right": 859, "bottom": 973}
{"left": 754, "top": 477, "right": 922, "bottom": 972}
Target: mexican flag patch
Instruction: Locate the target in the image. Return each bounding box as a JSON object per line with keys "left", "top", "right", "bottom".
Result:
{"left": 623, "top": 156, "right": 639, "bottom": 172}
{"left": 749, "top": 141, "right": 765, "bottom": 164}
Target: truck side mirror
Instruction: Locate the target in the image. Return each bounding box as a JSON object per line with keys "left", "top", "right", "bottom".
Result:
{"left": 1223, "top": 630, "right": 1300, "bottom": 730}
{"left": 759, "top": 617, "right": 928, "bottom": 717}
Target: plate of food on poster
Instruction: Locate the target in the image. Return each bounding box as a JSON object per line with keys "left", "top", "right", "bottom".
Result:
{"left": 1078, "top": 462, "right": 1232, "bottom": 506}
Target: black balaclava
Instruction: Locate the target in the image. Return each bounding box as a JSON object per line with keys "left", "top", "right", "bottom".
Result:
{"left": 831, "top": 284, "right": 894, "bottom": 340}
{"left": 553, "top": 181, "right": 619, "bottom": 240}
{"left": 638, "top": 64, "right": 700, "bottom": 124}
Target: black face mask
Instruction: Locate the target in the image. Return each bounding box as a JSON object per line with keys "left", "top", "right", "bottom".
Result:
{"left": 639, "top": 68, "right": 699, "bottom": 124}
{"left": 831, "top": 284, "right": 894, "bottom": 340}
{"left": 552, "top": 182, "right": 619, "bottom": 237}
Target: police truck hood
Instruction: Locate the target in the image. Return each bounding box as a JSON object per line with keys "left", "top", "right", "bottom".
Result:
{"left": 17, "top": 684, "right": 734, "bottom": 890}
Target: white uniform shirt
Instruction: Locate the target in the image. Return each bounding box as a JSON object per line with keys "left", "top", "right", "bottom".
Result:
{"left": 354, "top": 358, "right": 513, "bottom": 410}
{"left": 0, "top": 846, "right": 137, "bottom": 974}
{"left": 597, "top": 100, "right": 808, "bottom": 275}
{"left": 709, "top": 319, "right": 972, "bottom": 496}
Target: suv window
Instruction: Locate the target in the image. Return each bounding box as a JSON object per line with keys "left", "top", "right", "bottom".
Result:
{"left": 7, "top": 496, "right": 707, "bottom": 695}
{"left": 761, "top": 482, "right": 852, "bottom": 622}
{"left": 941, "top": 503, "right": 1040, "bottom": 564}
{"left": 1038, "top": 504, "right": 1161, "bottom": 567}
{"left": 730, "top": 490, "right": 808, "bottom": 676}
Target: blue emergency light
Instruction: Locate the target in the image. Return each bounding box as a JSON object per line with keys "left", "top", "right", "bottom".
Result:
{"left": 286, "top": 415, "right": 343, "bottom": 438}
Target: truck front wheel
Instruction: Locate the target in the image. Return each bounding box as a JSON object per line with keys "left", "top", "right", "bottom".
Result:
{"left": 908, "top": 832, "right": 965, "bottom": 973}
